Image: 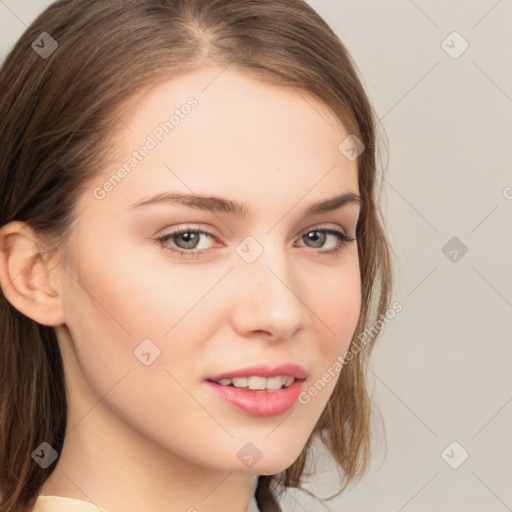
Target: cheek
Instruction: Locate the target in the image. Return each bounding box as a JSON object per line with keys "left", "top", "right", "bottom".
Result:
{"left": 62, "top": 259, "right": 213, "bottom": 449}
{"left": 61, "top": 242, "right": 222, "bottom": 396}
{"left": 298, "top": 256, "right": 361, "bottom": 405}
{"left": 307, "top": 258, "right": 362, "bottom": 350}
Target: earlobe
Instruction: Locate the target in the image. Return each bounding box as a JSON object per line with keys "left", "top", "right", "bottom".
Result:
{"left": 0, "top": 221, "right": 66, "bottom": 326}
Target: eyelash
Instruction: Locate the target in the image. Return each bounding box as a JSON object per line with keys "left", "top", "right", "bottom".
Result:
{"left": 154, "top": 225, "right": 356, "bottom": 259}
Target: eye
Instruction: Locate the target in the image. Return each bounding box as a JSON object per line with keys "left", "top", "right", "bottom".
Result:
{"left": 154, "top": 225, "right": 356, "bottom": 258}
{"left": 295, "top": 227, "right": 356, "bottom": 256}
{"left": 155, "top": 227, "right": 217, "bottom": 258}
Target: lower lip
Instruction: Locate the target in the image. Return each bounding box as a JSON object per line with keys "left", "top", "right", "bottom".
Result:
{"left": 204, "top": 379, "right": 305, "bottom": 417}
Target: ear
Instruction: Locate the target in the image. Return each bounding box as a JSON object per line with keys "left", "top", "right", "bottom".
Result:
{"left": 0, "top": 221, "right": 66, "bottom": 326}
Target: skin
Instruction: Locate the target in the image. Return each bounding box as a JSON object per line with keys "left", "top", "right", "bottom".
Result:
{"left": 0, "top": 65, "right": 362, "bottom": 512}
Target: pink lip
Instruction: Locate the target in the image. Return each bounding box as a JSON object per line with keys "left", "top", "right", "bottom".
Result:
{"left": 206, "top": 363, "right": 307, "bottom": 381}
{"left": 204, "top": 378, "right": 306, "bottom": 417}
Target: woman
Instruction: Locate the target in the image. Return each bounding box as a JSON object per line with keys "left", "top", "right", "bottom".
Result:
{"left": 0, "top": 1, "right": 393, "bottom": 511}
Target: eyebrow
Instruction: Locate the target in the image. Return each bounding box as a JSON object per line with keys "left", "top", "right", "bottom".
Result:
{"left": 128, "top": 191, "right": 363, "bottom": 217}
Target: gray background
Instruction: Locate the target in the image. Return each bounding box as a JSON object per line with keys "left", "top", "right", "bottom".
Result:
{"left": 1, "top": 1, "right": 511, "bottom": 511}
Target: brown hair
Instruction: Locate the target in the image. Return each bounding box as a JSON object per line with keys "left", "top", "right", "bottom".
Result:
{"left": 0, "top": 1, "right": 393, "bottom": 510}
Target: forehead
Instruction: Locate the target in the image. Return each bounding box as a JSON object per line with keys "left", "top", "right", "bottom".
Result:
{"left": 86, "top": 65, "right": 359, "bottom": 216}
{"left": 117, "top": 65, "right": 348, "bottom": 132}
{"left": 114, "top": 65, "right": 351, "bottom": 154}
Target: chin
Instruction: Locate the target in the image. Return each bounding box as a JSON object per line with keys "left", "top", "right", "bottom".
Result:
{"left": 251, "top": 454, "right": 301, "bottom": 475}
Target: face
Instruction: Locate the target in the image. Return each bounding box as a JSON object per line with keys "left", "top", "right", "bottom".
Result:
{"left": 56, "top": 65, "right": 362, "bottom": 475}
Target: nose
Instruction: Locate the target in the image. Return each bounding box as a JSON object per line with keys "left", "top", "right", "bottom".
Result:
{"left": 229, "top": 241, "right": 310, "bottom": 341}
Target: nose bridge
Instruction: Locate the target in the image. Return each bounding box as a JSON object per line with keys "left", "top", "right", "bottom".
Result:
{"left": 230, "top": 234, "right": 309, "bottom": 338}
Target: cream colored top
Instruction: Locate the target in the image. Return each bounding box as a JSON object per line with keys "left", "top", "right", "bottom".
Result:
{"left": 32, "top": 496, "right": 108, "bottom": 512}
{"left": 33, "top": 494, "right": 260, "bottom": 512}
{"left": 32, "top": 478, "right": 261, "bottom": 511}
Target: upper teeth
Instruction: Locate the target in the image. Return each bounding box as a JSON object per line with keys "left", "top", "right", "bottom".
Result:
{"left": 216, "top": 376, "right": 295, "bottom": 390}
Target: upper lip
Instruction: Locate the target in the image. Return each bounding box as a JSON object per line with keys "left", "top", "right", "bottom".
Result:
{"left": 206, "top": 363, "right": 307, "bottom": 382}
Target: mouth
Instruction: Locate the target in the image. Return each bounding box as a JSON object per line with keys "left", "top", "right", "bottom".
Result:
{"left": 203, "top": 364, "right": 308, "bottom": 417}
{"left": 206, "top": 375, "right": 303, "bottom": 391}
{"left": 205, "top": 363, "right": 307, "bottom": 384}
